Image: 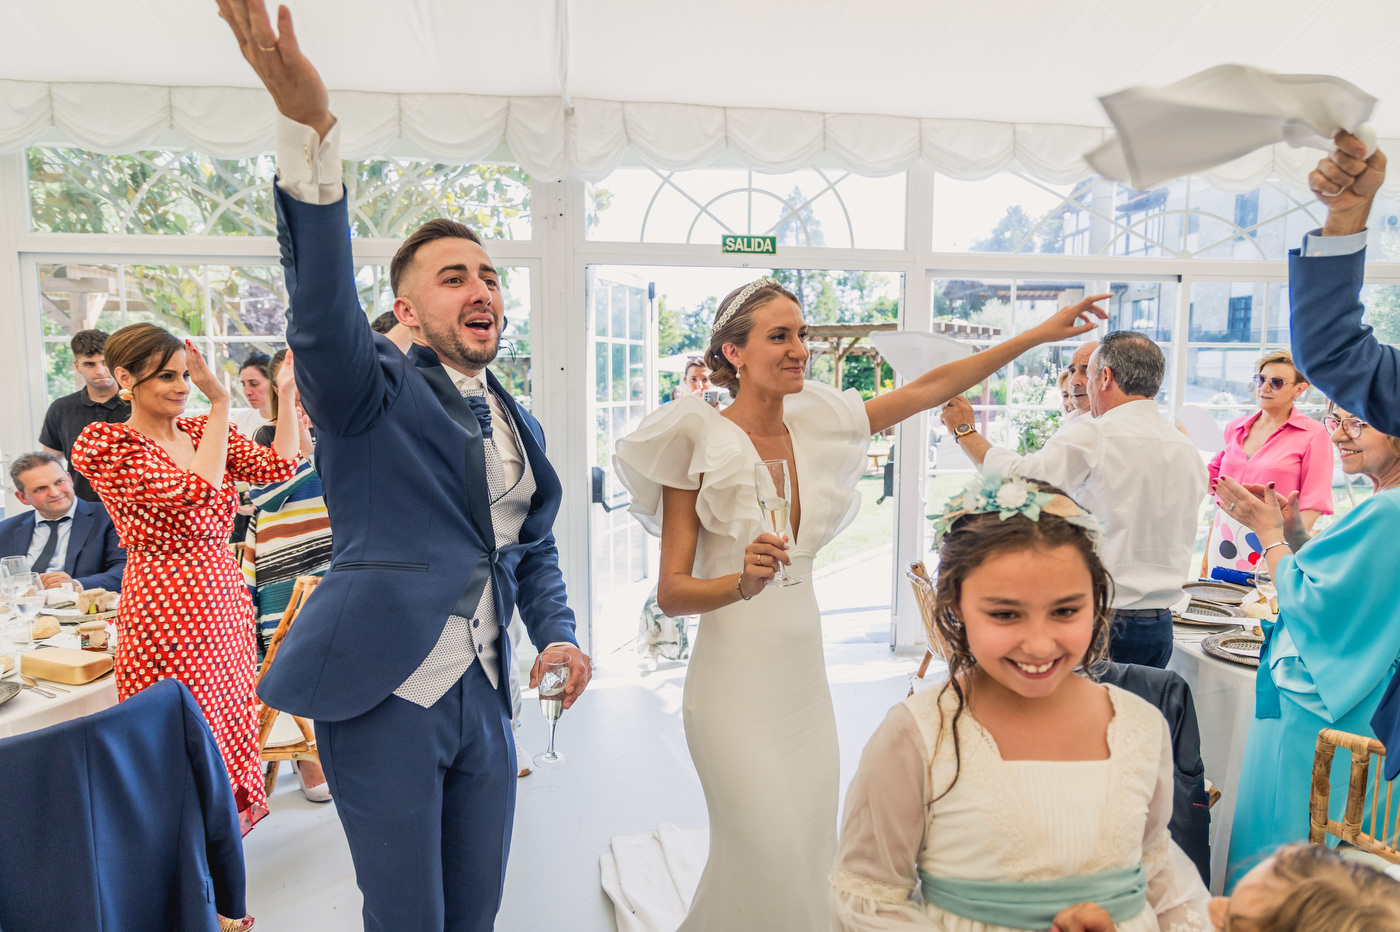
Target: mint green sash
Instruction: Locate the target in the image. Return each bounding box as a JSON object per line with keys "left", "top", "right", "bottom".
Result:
{"left": 919, "top": 863, "right": 1146, "bottom": 930}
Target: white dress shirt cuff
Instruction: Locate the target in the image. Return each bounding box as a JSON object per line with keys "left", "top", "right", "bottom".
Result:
{"left": 275, "top": 113, "right": 344, "bottom": 205}
{"left": 1301, "top": 228, "right": 1367, "bottom": 257}
{"left": 543, "top": 641, "right": 578, "bottom": 653}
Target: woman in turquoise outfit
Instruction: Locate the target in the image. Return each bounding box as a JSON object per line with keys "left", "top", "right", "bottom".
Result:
{"left": 1215, "top": 403, "right": 1400, "bottom": 890}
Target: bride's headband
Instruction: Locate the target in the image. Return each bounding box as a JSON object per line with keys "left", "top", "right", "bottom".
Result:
{"left": 712, "top": 276, "right": 782, "bottom": 334}
{"left": 932, "top": 474, "right": 1103, "bottom": 549}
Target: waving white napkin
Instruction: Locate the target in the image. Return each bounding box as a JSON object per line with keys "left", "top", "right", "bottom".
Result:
{"left": 1086, "top": 64, "right": 1377, "bottom": 189}
{"left": 868, "top": 329, "right": 970, "bottom": 381}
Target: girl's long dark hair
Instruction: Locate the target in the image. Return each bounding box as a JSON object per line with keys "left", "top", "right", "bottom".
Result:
{"left": 928, "top": 480, "right": 1113, "bottom": 801}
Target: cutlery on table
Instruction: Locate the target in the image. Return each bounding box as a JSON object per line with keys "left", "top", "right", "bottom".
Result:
{"left": 19, "top": 680, "right": 55, "bottom": 698}
{"left": 21, "top": 673, "right": 69, "bottom": 693}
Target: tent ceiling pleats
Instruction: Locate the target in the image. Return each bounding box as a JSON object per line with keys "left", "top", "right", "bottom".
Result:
{"left": 2, "top": 0, "right": 1397, "bottom": 190}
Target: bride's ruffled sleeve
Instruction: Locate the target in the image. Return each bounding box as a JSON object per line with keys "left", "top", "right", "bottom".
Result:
{"left": 613, "top": 396, "right": 750, "bottom": 538}
{"left": 1142, "top": 718, "right": 1213, "bottom": 932}
{"left": 831, "top": 704, "right": 936, "bottom": 930}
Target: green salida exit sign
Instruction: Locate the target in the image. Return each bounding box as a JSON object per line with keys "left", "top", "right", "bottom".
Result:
{"left": 721, "top": 235, "right": 777, "bottom": 255}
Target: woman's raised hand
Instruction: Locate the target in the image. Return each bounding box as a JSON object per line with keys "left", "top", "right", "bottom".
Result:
{"left": 185, "top": 340, "right": 230, "bottom": 406}
{"left": 1028, "top": 294, "right": 1111, "bottom": 344}
{"left": 1214, "top": 476, "right": 1285, "bottom": 540}
{"left": 216, "top": 0, "right": 333, "bottom": 138}
{"left": 275, "top": 349, "right": 297, "bottom": 397}
{"left": 739, "top": 532, "right": 790, "bottom": 598}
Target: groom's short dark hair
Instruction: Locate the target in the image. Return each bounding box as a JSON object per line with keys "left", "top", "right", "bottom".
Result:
{"left": 390, "top": 219, "right": 485, "bottom": 298}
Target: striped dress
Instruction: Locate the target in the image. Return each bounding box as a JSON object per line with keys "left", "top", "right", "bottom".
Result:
{"left": 240, "top": 459, "right": 332, "bottom": 653}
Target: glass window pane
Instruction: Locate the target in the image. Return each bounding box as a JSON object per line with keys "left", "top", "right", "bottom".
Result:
{"left": 28, "top": 146, "right": 531, "bottom": 239}
{"left": 1188, "top": 282, "right": 1284, "bottom": 344}
{"left": 1185, "top": 346, "right": 1267, "bottom": 407}
{"left": 209, "top": 266, "right": 288, "bottom": 339}
{"left": 123, "top": 265, "right": 207, "bottom": 335}
{"left": 40, "top": 263, "right": 122, "bottom": 336}
{"left": 1359, "top": 283, "right": 1400, "bottom": 348}
{"left": 611, "top": 343, "right": 626, "bottom": 401}
{"left": 586, "top": 165, "right": 906, "bottom": 249}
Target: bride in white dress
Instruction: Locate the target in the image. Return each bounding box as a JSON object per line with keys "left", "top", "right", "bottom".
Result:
{"left": 610, "top": 277, "right": 1109, "bottom": 931}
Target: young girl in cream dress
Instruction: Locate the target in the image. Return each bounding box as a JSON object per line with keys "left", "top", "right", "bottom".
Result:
{"left": 831, "top": 475, "right": 1211, "bottom": 932}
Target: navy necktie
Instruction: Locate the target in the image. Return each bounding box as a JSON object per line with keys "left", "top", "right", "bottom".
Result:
{"left": 462, "top": 388, "right": 507, "bottom": 503}
{"left": 31, "top": 517, "right": 69, "bottom": 574}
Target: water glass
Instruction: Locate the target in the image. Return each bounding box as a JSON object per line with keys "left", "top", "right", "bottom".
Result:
{"left": 0, "top": 556, "right": 27, "bottom": 579}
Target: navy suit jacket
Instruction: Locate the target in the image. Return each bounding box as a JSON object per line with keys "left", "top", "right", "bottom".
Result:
{"left": 258, "top": 186, "right": 577, "bottom": 723}
{"left": 1289, "top": 246, "right": 1400, "bottom": 435}
{"left": 0, "top": 497, "right": 126, "bottom": 591}
{"left": 0, "top": 678, "right": 246, "bottom": 931}
{"left": 1290, "top": 246, "right": 1400, "bottom": 773}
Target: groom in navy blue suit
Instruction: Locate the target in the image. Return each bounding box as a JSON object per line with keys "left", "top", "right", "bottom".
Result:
{"left": 218, "top": 3, "right": 591, "bottom": 929}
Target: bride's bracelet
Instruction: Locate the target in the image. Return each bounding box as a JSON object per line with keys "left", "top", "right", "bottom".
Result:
{"left": 735, "top": 573, "right": 753, "bottom": 601}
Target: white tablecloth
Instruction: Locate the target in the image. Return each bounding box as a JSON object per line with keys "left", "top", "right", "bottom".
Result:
{"left": 1168, "top": 624, "right": 1257, "bottom": 894}
{"left": 0, "top": 644, "right": 119, "bottom": 740}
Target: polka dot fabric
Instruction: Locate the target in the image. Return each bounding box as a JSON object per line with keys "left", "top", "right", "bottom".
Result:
{"left": 73, "top": 417, "right": 296, "bottom": 833}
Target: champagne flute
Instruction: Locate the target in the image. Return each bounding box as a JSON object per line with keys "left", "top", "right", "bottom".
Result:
{"left": 754, "top": 459, "right": 802, "bottom": 588}
{"left": 533, "top": 650, "right": 572, "bottom": 770}
{"left": 1253, "top": 566, "right": 1277, "bottom": 614}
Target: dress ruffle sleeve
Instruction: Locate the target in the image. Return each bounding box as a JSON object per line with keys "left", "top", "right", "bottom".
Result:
{"left": 226, "top": 424, "right": 298, "bottom": 486}
{"left": 72, "top": 421, "right": 224, "bottom": 510}
{"left": 782, "top": 381, "right": 872, "bottom": 547}
{"left": 613, "top": 395, "right": 754, "bottom": 540}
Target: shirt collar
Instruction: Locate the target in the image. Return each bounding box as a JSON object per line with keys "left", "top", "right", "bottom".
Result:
{"left": 1232, "top": 406, "right": 1312, "bottom": 439}
{"left": 79, "top": 388, "right": 125, "bottom": 408}
{"left": 448, "top": 369, "right": 488, "bottom": 395}
{"left": 1096, "top": 398, "right": 1159, "bottom": 421}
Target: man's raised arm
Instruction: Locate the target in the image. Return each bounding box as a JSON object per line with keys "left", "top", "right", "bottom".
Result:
{"left": 217, "top": 0, "right": 388, "bottom": 436}
{"left": 1290, "top": 132, "right": 1400, "bottom": 434}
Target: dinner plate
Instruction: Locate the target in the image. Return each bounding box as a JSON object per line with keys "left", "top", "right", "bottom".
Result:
{"left": 1174, "top": 599, "right": 1246, "bottom": 626}
{"left": 41, "top": 607, "right": 85, "bottom": 619}
{"left": 0, "top": 681, "right": 18, "bottom": 706}
{"left": 1201, "top": 632, "right": 1264, "bottom": 667}
{"left": 1183, "top": 581, "right": 1252, "bottom": 606}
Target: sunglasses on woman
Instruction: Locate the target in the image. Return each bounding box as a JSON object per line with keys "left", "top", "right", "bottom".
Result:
{"left": 1323, "top": 415, "right": 1370, "bottom": 439}
{"left": 1251, "top": 374, "right": 1295, "bottom": 391}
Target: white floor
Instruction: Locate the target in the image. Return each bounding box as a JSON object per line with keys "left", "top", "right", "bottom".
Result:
{"left": 244, "top": 555, "right": 925, "bottom": 931}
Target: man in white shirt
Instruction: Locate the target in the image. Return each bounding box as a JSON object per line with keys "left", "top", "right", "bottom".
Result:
{"left": 941, "top": 331, "right": 1207, "bottom": 667}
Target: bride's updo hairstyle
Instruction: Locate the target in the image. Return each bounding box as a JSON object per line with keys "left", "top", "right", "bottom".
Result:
{"left": 703, "top": 278, "right": 801, "bottom": 399}
{"left": 930, "top": 478, "right": 1113, "bottom": 800}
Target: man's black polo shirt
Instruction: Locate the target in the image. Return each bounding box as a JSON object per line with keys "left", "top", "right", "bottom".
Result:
{"left": 38, "top": 388, "right": 131, "bottom": 502}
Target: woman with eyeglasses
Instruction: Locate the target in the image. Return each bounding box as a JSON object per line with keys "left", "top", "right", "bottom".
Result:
{"left": 1213, "top": 402, "right": 1400, "bottom": 891}
{"left": 1204, "top": 351, "right": 1334, "bottom": 578}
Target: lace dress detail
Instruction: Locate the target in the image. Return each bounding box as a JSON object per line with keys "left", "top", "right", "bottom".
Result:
{"left": 831, "top": 681, "right": 1213, "bottom": 931}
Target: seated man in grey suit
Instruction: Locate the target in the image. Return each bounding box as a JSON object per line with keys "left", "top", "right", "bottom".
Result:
{"left": 0, "top": 452, "right": 126, "bottom": 591}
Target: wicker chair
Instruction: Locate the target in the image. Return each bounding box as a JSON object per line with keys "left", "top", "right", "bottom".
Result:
{"left": 904, "top": 562, "right": 948, "bottom": 696}
{"left": 1309, "top": 728, "right": 1400, "bottom": 863}
{"left": 254, "top": 575, "right": 322, "bottom": 796}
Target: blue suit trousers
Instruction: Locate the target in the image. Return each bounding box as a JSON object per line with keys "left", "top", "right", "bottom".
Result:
{"left": 316, "top": 661, "right": 516, "bottom": 932}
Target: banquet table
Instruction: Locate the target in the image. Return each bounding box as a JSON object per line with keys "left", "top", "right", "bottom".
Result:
{"left": 1168, "top": 623, "right": 1258, "bottom": 894}
{"left": 0, "top": 640, "right": 119, "bottom": 740}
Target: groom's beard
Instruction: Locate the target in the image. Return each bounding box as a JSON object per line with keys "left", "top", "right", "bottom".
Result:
{"left": 421, "top": 314, "right": 502, "bottom": 372}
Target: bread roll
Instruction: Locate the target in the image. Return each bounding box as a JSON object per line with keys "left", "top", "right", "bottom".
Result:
{"left": 31, "top": 616, "right": 61, "bottom": 639}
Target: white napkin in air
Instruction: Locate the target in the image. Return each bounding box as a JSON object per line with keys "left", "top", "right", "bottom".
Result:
{"left": 1086, "top": 64, "right": 1377, "bottom": 189}
{"left": 869, "top": 330, "right": 970, "bottom": 381}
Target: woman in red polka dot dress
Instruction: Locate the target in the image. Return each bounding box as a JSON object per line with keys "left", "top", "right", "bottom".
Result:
{"left": 72, "top": 323, "right": 299, "bottom": 837}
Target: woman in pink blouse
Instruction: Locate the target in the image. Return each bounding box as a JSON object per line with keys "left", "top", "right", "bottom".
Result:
{"left": 1206, "top": 350, "right": 1334, "bottom": 575}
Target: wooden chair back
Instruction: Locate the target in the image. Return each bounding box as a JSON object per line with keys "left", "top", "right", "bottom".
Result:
{"left": 255, "top": 575, "right": 322, "bottom": 796}
{"left": 1310, "top": 728, "right": 1400, "bottom": 862}
{"left": 904, "top": 562, "right": 948, "bottom": 695}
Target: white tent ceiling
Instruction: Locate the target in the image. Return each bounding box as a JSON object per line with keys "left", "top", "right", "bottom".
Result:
{"left": 3, "top": 0, "right": 1399, "bottom": 187}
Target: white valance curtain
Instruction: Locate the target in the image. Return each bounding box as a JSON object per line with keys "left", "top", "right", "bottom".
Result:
{"left": 3, "top": 78, "right": 1395, "bottom": 194}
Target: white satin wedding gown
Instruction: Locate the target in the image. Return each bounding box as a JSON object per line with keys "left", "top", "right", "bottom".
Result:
{"left": 610, "top": 381, "right": 871, "bottom": 932}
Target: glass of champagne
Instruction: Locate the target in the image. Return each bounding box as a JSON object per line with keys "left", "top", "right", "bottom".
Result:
{"left": 754, "top": 459, "right": 801, "bottom": 587}
{"left": 1253, "top": 565, "right": 1277, "bottom": 614}
{"left": 533, "top": 650, "right": 572, "bottom": 770}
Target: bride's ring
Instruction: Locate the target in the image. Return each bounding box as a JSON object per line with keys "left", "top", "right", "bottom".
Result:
{"left": 258, "top": 42, "right": 279, "bottom": 52}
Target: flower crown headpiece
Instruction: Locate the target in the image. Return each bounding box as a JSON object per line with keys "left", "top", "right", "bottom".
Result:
{"left": 932, "top": 473, "right": 1104, "bottom": 549}
{"left": 712, "top": 276, "right": 781, "bottom": 334}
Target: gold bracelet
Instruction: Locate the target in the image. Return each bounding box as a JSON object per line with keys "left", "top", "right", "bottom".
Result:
{"left": 735, "top": 573, "right": 753, "bottom": 601}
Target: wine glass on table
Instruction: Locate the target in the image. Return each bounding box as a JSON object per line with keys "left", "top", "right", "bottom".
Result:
{"left": 754, "top": 459, "right": 801, "bottom": 587}
{"left": 533, "top": 650, "right": 572, "bottom": 770}
{"left": 0, "top": 556, "right": 27, "bottom": 579}
{"left": 8, "top": 573, "right": 45, "bottom": 649}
